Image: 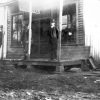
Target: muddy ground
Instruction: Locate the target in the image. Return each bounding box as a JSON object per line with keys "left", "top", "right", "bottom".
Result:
{"left": 0, "top": 63, "right": 100, "bottom": 100}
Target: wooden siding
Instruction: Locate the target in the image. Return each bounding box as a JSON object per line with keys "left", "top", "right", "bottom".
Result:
{"left": 6, "top": 48, "right": 24, "bottom": 59}
{"left": 7, "top": 6, "right": 11, "bottom": 48}
{"left": 61, "top": 46, "right": 90, "bottom": 60}
{"left": 76, "top": 0, "right": 85, "bottom": 45}
{"left": 83, "top": 0, "right": 100, "bottom": 64}
{"left": 6, "top": 0, "right": 88, "bottom": 60}
{"left": 6, "top": 6, "right": 24, "bottom": 59}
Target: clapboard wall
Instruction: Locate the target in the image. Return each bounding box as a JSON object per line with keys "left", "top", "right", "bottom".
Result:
{"left": 6, "top": 0, "right": 88, "bottom": 60}
{"left": 83, "top": 0, "right": 100, "bottom": 65}
{"left": 76, "top": 0, "right": 85, "bottom": 45}
{"left": 60, "top": 0, "right": 90, "bottom": 61}
{"left": 6, "top": 3, "right": 24, "bottom": 59}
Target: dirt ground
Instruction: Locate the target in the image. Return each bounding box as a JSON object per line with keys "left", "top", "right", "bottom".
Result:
{"left": 0, "top": 63, "right": 100, "bottom": 100}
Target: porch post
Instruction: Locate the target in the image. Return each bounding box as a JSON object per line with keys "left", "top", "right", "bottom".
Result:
{"left": 28, "top": 0, "right": 32, "bottom": 59}
{"left": 58, "top": 0, "right": 63, "bottom": 61}
{"left": 56, "top": 0, "right": 64, "bottom": 72}
{"left": 2, "top": 6, "right": 7, "bottom": 59}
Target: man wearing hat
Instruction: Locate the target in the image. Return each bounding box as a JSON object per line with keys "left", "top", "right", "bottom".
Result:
{"left": 48, "top": 19, "right": 58, "bottom": 60}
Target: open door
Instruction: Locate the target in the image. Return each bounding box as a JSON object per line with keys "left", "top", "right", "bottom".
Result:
{"left": 31, "top": 20, "right": 40, "bottom": 58}
{"left": 31, "top": 18, "right": 51, "bottom": 59}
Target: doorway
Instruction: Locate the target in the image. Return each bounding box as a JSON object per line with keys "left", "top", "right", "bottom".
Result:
{"left": 30, "top": 18, "right": 51, "bottom": 59}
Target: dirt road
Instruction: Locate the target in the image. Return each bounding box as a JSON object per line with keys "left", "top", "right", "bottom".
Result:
{"left": 0, "top": 64, "right": 100, "bottom": 99}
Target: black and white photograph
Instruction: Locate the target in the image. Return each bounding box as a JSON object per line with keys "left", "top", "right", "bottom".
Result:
{"left": 0, "top": 0, "right": 100, "bottom": 99}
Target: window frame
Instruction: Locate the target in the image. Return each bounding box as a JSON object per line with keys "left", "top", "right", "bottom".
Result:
{"left": 11, "top": 13, "right": 24, "bottom": 47}
{"left": 62, "top": 3, "right": 77, "bottom": 45}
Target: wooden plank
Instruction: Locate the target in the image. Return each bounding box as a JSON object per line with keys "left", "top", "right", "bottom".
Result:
{"left": 76, "top": 0, "right": 85, "bottom": 45}
{"left": 28, "top": 0, "right": 32, "bottom": 58}
{"left": 6, "top": 58, "right": 82, "bottom": 67}
{"left": 57, "top": 0, "right": 63, "bottom": 61}
{"left": 61, "top": 46, "right": 90, "bottom": 60}
{"left": 89, "top": 57, "right": 97, "bottom": 69}
{"left": 7, "top": 7, "right": 12, "bottom": 50}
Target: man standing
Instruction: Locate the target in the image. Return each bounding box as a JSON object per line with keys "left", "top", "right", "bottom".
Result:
{"left": 21, "top": 23, "right": 29, "bottom": 60}
{"left": 48, "top": 19, "right": 58, "bottom": 60}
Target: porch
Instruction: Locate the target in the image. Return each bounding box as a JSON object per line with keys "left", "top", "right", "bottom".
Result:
{"left": 4, "top": 0, "right": 90, "bottom": 72}
{"left": 5, "top": 45, "right": 90, "bottom": 72}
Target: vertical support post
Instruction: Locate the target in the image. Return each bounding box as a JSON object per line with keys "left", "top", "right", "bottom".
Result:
{"left": 28, "top": 0, "right": 32, "bottom": 59}
{"left": 3, "top": 6, "right": 8, "bottom": 59}
{"left": 56, "top": 0, "right": 64, "bottom": 73}
{"left": 57, "top": 0, "right": 63, "bottom": 61}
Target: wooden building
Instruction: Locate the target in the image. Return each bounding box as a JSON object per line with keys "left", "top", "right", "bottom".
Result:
{"left": 1, "top": 0, "right": 90, "bottom": 72}
{"left": 83, "top": 0, "right": 100, "bottom": 66}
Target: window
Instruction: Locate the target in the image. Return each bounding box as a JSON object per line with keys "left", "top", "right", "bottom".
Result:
{"left": 11, "top": 14, "right": 23, "bottom": 47}
{"left": 62, "top": 4, "right": 76, "bottom": 45}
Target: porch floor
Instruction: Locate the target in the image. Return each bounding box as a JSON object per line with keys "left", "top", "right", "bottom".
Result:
{"left": 4, "top": 58, "right": 82, "bottom": 66}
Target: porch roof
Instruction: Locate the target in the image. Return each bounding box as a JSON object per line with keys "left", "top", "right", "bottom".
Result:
{"left": 18, "top": 0, "right": 76, "bottom": 13}
{"left": 18, "top": 0, "right": 59, "bottom": 13}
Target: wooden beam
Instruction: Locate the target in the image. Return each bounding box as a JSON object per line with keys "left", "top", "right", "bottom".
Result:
{"left": 2, "top": 6, "right": 7, "bottom": 59}
{"left": 57, "top": 0, "right": 63, "bottom": 61}
{"left": 0, "top": 0, "right": 17, "bottom": 7}
{"left": 89, "top": 57, "right": 97, "bottom": 69}
{"left": 28, "top": 0, "right": 32, "bottom": 59}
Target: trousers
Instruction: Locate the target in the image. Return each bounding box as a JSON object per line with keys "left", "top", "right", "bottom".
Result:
{"left": 49, "top": 38, "right": 57, "bottom": 59}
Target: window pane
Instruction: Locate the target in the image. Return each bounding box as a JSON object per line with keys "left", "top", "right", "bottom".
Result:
{"left": 62, "top": 4, "right": 76, "bottom": 45}
{"left": 12, "top": 14, "right": 23, "bottom": 47}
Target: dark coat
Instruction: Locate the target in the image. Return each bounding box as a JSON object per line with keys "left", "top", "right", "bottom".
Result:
{"left": 47, "top": 27, "right": 58, "bottom": 43}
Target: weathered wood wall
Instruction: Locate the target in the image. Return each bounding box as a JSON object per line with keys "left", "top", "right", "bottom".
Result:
{"left": 83, "top": 0, "right": 100, "bottom": 65}
{"left": 6, "top": 4, "right": 24, "bottom": 59}
{"left": 60, "top": 0, "right": 90, "bottom": 61}
{"left": 6, "top": 0, "right": 90, "bottom": 61}
{"left": 76, "top": 0, "right": 85, "bottom": 45}
{"left": 61, "top": 46, "right": 90, "bottom": 60}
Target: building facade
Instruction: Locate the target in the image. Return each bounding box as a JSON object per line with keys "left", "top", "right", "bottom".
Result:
{"left": 0, "top": 0, "right": 91, "bottom": 71}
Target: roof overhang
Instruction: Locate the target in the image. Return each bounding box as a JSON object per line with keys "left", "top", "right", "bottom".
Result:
{"left": 0, "top": 0, "right": 17, "bottom": 7}
{"left": 0, "top": 0, "right": 77, "bottom": 14}
{"left": 18, "top": 0, "right": 60, "bottom": 13}
{"left": 18, "top": 0, "right": 77, "bottom": 13}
